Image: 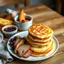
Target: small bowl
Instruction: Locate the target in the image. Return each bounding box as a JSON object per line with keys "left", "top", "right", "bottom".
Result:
{"left": 2, "top": 25, "right": 18, "bottom": 37}
{"left": 14, "top": 14, "right": 33, "bottom": 31}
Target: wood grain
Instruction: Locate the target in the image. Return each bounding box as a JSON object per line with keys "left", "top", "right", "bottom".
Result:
{"left": 3, "top": 4, "right": 64, "bottom": 64}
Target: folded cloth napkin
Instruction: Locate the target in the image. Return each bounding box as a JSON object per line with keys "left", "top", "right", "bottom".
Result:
{"left": 0, "top": 58, "right": 6, "bottom": 64}
{"left": 0, "top": 39, "right": 13, "bottom": 64}
{"left": 6, "top": 8, "right": 19, "bottom": 17}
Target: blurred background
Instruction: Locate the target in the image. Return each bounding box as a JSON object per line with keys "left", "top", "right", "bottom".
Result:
{"left": 0, "top": 0, "right": 56, "bottom": 11}
{"left": 0, "top": 0, "right": 64, "bottom": 15}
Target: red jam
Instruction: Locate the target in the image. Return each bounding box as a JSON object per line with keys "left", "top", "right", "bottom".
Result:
{"left": 4, "top": 27, "right": 16, "bottom": 32}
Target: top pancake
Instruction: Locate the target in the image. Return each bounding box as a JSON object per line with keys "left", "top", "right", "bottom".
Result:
{"left": 28, "top": 24, "right": 53, "bottom": 38}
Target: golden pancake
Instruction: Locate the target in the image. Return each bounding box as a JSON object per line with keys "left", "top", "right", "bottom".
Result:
{"left": 31, "top": 44, "right": 53, "bottom": 56}
{"left": 28, "top": 33, "right": 52, "bottom": 42}
{"left": 26, "top": 36, "right": 53, "bottom": 47}
{"left": 28, "top": 24, "right": 53, "bottom": 38}
{"left": 0, "top": 18, "right": 13, "bottom": 26}
{"left": 28, "top": 41, "right": 52, "bottom": 48}
{"left": 31, "top": 41, "right": 53, "bottom": 53}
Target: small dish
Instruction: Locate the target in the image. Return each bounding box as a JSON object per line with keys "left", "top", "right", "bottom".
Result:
{"left": 7, "top": 31, "right": 59, "bottom": 61}
{"left": 14, "top": 14, "right": 33, "bottom": 31}
{"left": 2, "top": 25, "right": 18, "bottom": 37}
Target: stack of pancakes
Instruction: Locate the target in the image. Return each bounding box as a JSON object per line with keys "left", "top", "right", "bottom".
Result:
{"left": 26, "top": 24, "right": 54, "bottom": 56}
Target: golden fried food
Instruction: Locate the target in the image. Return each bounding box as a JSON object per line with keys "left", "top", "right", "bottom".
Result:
{"left": 31, "top": 41, "right": 53, "bottom": 53}
{"left": 0, "top": 18, "right": 13, "bottom": 26}
{"left": 25, "top": 24, "right": 54, "bottom": 57}
{"left": 28, "top": 24, "right": 53, "bottom": 38}
{"left": 5, "top": 14, "right": 13, "bottom": 20}
{"left": 19, "top": 9, "right": 25, "bottom": 22}
{"left": 26, "top": 36, "right": 52, "bottom": 47}
{"left": 31, "top": 44, "right": 53, "bottom": 56}
{"left": 28, "top": 33, "right": 52, "bottom": 42}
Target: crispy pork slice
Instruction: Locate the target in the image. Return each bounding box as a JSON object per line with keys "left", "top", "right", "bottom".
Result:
{"left": 14, "top": 37, "right": 21, "bottom": 46}
{"left": 14, "top": 39, "right": 25, "bottom": 53}
{"left": 17, "top": 44, "right": 31, "bottom": 57}
{"left": 22, "top": 50, "right": 32, "bottom": 58}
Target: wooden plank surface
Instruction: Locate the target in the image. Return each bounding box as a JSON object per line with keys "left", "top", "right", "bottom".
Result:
{"left": 4, "top": 4, "right": 64, "bottom": 64}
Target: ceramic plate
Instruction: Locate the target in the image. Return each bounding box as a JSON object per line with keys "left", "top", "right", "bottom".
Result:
{"left": 7, "top": 31, "right": 59, "bottom": 61}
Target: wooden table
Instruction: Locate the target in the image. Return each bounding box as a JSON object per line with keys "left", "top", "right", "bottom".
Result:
{"left": 6, "top": 4, "right": 64, "bottom": 64}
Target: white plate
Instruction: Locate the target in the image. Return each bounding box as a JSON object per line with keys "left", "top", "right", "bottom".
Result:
{"left": 7, "top": 31, "right": 59, "bottom": 61}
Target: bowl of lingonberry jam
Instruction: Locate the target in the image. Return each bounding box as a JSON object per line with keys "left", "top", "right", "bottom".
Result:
{"left": 14, "top": 14, "right": 33, "bottom": 31}
{"left": 2, "top": 25, "right": 18, "bottom": 37}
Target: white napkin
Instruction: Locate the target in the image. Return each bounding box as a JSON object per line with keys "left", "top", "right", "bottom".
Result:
{"left": 6, "top": 8, "right": 19, "bottom": 17}
{"left": 6, "top": 8, "right": 26, "bottom": 17}
{"left": 0, "top": 40, "right": 13, "bottom": 64}
{"left": 0, "top": 58, "right": 6, "bottom": 64}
